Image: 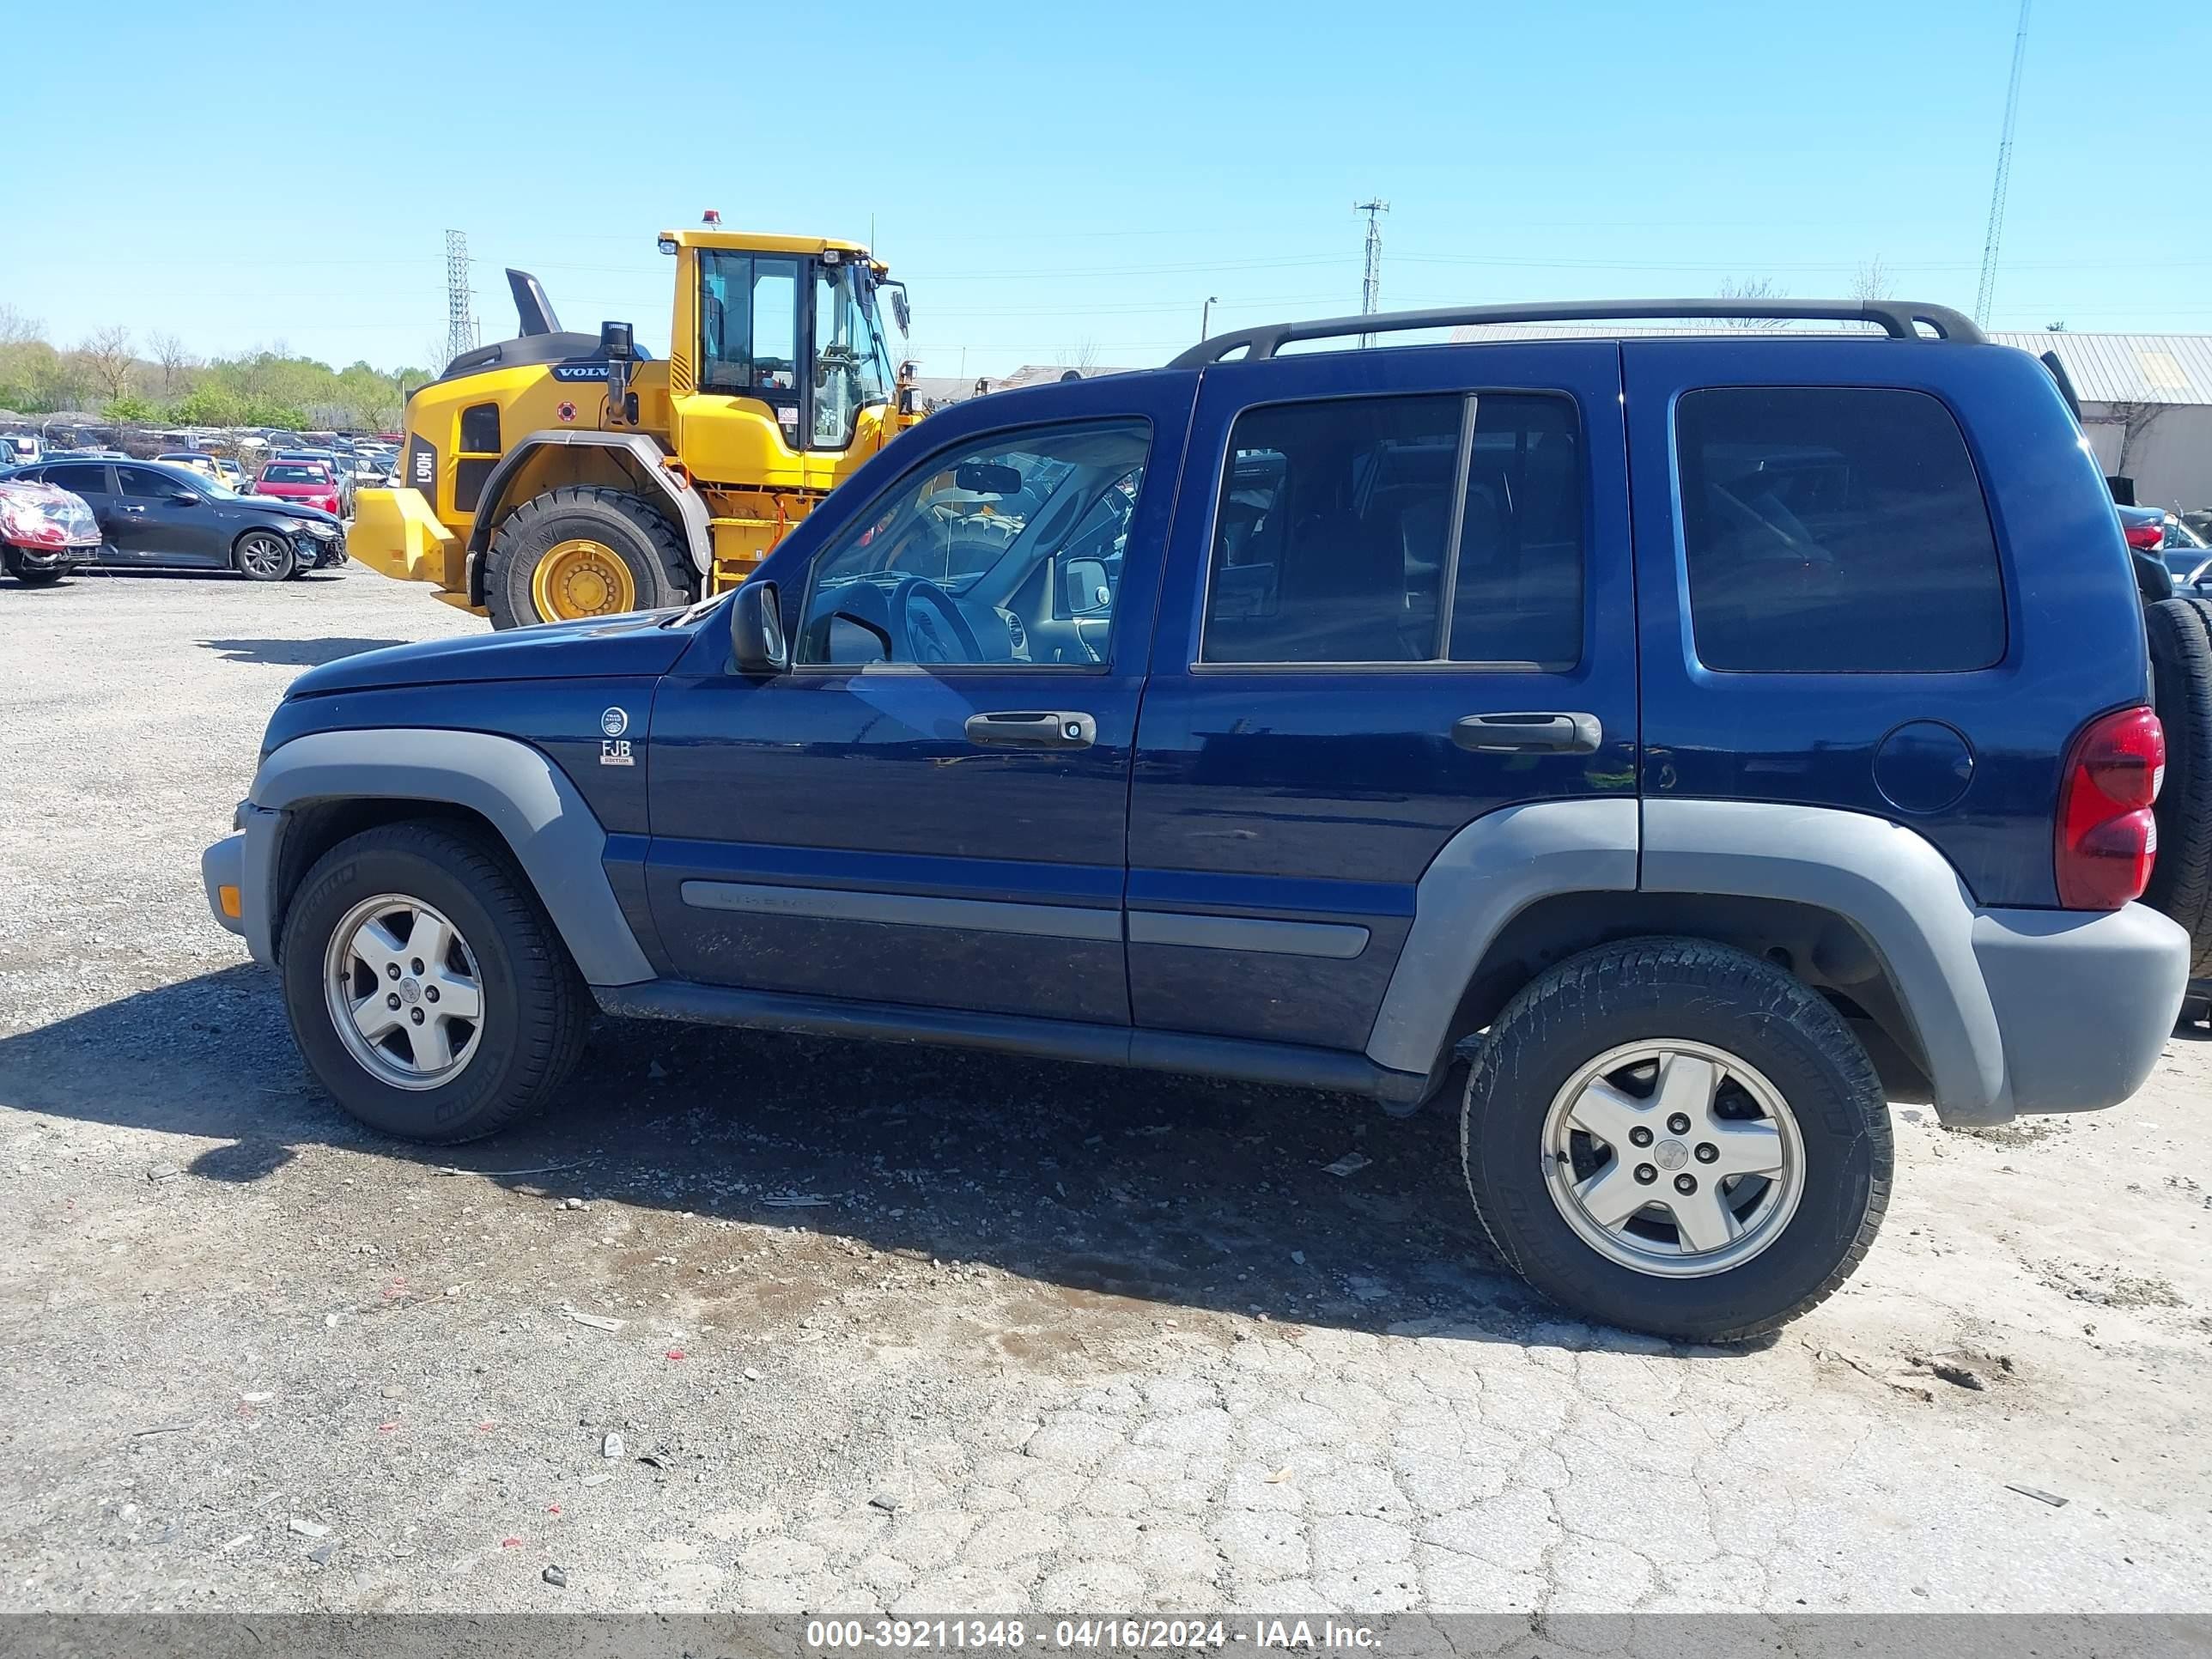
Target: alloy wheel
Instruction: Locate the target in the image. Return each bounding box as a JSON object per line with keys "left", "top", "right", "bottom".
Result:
{"left": 323, "top": 895, "right": 485, "bottom": 1091}
{"left": 1539, "top": 1039, "right": 1806, "bottom": 1278}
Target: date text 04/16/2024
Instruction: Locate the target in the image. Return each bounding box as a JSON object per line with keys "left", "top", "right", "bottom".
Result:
{"left": 802, "top": 1620, "right": 1380, "bottom": 1650}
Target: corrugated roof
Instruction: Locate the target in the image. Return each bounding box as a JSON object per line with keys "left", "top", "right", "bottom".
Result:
{"left": 1990, "top": 333, "right": 2212, "bottom": 405}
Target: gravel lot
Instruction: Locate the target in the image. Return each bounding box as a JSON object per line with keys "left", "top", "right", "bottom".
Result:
{"left": 3, "top": 563, "right": 2210, "bottom": 1615}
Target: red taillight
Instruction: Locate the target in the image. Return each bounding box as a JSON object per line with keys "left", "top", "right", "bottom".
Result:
{"left": 2056, "top": 705, "right": 2165, "bottom": 908}
{"left": 2123, "top": 520, "right": 2165, "bottom": 551}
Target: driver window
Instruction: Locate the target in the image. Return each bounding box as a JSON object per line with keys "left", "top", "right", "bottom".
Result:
{"left": 119, "top": 466, "right": 184, "bottom": 500}
{"left": 796, "top": 420, "right": 1152, "bottom": 670}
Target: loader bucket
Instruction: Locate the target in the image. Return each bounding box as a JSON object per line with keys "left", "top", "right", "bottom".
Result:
{"left": 352, "top": 487, "right": 464, "bottom": 591}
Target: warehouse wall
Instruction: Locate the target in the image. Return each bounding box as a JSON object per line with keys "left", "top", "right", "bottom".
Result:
{"left": 2082, "top": 403, "right": 2212, "bottom": 513}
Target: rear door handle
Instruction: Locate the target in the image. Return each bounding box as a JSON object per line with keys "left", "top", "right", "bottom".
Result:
{"left": 1452, "top": 711, "right": 1602, "bottom": 754}
{"left": 963, "top": 710, "right": 1097, "bottom": 750}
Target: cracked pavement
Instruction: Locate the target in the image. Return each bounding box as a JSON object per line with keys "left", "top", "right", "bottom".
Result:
{"left": 3, "top": 570, "right": 2209, "bottom": 1614}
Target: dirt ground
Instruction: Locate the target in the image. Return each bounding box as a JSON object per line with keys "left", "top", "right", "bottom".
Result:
{"left": 2, "top": 565, "right": 2209, "bottom": 1614}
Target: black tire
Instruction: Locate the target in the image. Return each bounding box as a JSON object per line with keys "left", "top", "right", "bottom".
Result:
{"left": 233, "top": 529, "right": 295, "bottom": 582}
{"left": 483, "top": 485, "right": 694, "bottom": 629}
{"left": 1462, "top": 937, "right": 1892, "bottom": 1343}
{"left": 2143, "top": 598, "right": 2212, "bottom": 975}
{"left": 278, "top": 822, "right": 588, "bottom": 1144}
{"left": 4, "top": 554, "right": 65, "bottom": 587}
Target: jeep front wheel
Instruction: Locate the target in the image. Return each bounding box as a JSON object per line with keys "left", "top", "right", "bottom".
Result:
{"left": 279, "top": 822, "right": 588, "bottom": 1143}
{"left": 483, "top": 485, "right": 694, "bottom": 629}
{"left": 1462, "top": 938, "right": 1892, "bottom": 1342}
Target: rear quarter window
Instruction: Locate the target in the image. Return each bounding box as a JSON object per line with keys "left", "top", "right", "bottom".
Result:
{"left": 1675, "top": 386, "right": 2005, "bottom": 672}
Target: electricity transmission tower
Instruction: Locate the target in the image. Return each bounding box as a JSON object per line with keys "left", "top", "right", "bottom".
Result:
{"left": 1974, "top": 0, "right": 2033, "bottom": 328}
{"left": 1355, "top": 199, "right": 1389, "bottom": 347}
{"left": 445, "top": 229, "right": 477, "bottom": 368}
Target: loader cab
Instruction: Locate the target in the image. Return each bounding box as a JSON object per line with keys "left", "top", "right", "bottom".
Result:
{"left": 661, "top": 228, "right": 907, "bottom": 492}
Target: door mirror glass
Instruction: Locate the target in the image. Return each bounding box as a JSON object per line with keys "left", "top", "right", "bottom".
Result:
{"left": 1063, "top": 557, "right": 1110, "bottom": 616}
{"left": 730, "top": 580, "right": 787, "bottom": 674}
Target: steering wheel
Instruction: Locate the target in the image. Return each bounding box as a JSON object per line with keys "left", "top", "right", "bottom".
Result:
{"left": 887, "top": 575, "right": 985, "bottom": 665}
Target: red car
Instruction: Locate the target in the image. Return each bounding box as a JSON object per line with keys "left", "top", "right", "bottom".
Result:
{"left": 253, "top": 460, "right": 342, "bottom": 517}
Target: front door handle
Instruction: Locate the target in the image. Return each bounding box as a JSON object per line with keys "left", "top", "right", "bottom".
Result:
{"left": 1452, "top": 711, "right": 1602, "bottom": 754}
{"left": 963, "top": 710, "right": 1097, "bottom": 750}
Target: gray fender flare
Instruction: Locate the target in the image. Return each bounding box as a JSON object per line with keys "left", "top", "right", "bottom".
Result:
{"left": 1640, "top": 799, "right": 2008, "bottom": 1120}
{"left": 1365, "top": 797, "right": 1639, "bottom": 1075}
{"left": 467, "top": 429, "right": 714, "bottom": 577}
{"left": 246, "top": 728, "right": 654, "bottom": 988}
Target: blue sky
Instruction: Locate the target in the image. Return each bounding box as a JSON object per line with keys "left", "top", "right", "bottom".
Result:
{"left": 3, "top": 0, "right": 2205, "bottom": 378}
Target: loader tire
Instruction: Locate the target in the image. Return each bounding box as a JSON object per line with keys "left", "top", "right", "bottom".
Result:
{"left": 484, "top": 486, "right": 695, "bottom": 629}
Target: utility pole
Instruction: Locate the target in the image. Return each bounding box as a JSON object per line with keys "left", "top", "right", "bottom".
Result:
{"left": 1355, "top": 200, "right": 1389, "bottom": 347}
{"left": 1201, "top": 295, "right": 1219, "bottom": 339}
{"left": 445, "top": 229, "right": 477, "bottom": 370}
{"left": 1974, "top": 0, "right": 2033, "bottom": 328}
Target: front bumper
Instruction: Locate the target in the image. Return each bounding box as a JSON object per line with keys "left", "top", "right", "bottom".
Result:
{"left": 5, "top": 540, "right": 97, "bottom": 572}
{"left": 1973, "top": 901, "right": 2189, "bottom": 1115}
{"left": 201, "top": 804, "right": 283, "bottom": 966}
{"left": 201, "top": 832, "right": 246, "bottom": 939}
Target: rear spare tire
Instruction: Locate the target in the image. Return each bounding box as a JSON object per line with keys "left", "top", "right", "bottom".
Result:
{"left": 484, "top": 485, "right": 694, "bottom": 629}
{"left": 2144, "top": 597, "right": 2212, "bottom": 974}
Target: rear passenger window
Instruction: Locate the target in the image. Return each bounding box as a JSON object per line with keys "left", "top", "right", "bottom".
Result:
{"left": 1675, "top": 387, "right": 2004, "bottom": 672}
{"left": 1200, "top": 392, "right": 1583, "bottom": 666}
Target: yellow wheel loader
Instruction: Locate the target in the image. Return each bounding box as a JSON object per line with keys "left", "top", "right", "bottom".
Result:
{"left": 352, "top": 225, "right": 920, "bottom": 626}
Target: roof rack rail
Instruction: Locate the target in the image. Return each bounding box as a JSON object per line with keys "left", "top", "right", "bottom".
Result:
{"left": 1168, "top": 297, "right": 1984, "bottom": 368}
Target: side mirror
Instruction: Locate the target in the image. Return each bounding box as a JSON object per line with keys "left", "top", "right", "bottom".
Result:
{"left": 170, "top": 489, "right": 199, "bottom": 504}
{"left": 599, "top": 320, "right": 635, "bottom": 362}
{"left": 730, "top": 580, "right": 787, "bottom": 674}
{"left": 1063, "top": 556, "right": 1110, "bottom": 616}
{"left": 889, "top": 284, "right": 912, "bottom": 333}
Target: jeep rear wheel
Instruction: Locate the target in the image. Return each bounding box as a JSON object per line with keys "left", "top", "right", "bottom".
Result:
{"left": 484, "top": 486, "right": 693, "bottom": 628}
{"left": 1462, "top": 937, "right": 1892, "bottom": 1341}
{"left": 279, "top": 822, "right": 587, "bottom": 1143}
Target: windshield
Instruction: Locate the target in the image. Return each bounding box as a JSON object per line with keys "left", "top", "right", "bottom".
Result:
{"left": 811, "top": 260, "right": 893, "bottom": 451}
{"left": 263, "top": 463, "right": 328, "bottom": 483}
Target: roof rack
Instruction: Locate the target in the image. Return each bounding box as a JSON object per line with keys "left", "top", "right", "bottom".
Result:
{"left": 1168, "top": 298, "right": 1985, "bottom": 368}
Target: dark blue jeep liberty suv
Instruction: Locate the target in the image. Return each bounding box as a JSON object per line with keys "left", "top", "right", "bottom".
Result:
{"left": 204, "top": 298, "right": 2209, "bottom": 1340}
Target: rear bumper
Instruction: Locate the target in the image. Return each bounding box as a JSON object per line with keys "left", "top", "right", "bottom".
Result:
{"left": 1972, "top": 902, "right": 2188, "bottom": 1115}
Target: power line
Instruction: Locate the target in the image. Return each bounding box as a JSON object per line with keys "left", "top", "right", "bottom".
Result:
{"left": 1975, "top": 0, "right": 2034, "bottom": 326}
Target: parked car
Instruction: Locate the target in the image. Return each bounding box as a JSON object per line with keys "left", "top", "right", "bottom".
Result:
{"left": 2, "top": 433, "right": 40, "bottom": 467}
{"left": 155, "top": 450, "right": 224, "bottom": 483}
{"left": 201, "top": 296, "right": 2198, "bottom": 1342}
{"left": 0, "top": 475, "right": 101, "bottom": 586}
{"left": 252, "top": 459, "right": 344, "bottom": 519}
{"left": 269, "top": 449, "right": 355, "bottom": 515}
{"left": 211, "top": 455, "right": 251, "bottom": 493}
{"left": 3, "top": 458, "right": 344, "bottom": 579}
